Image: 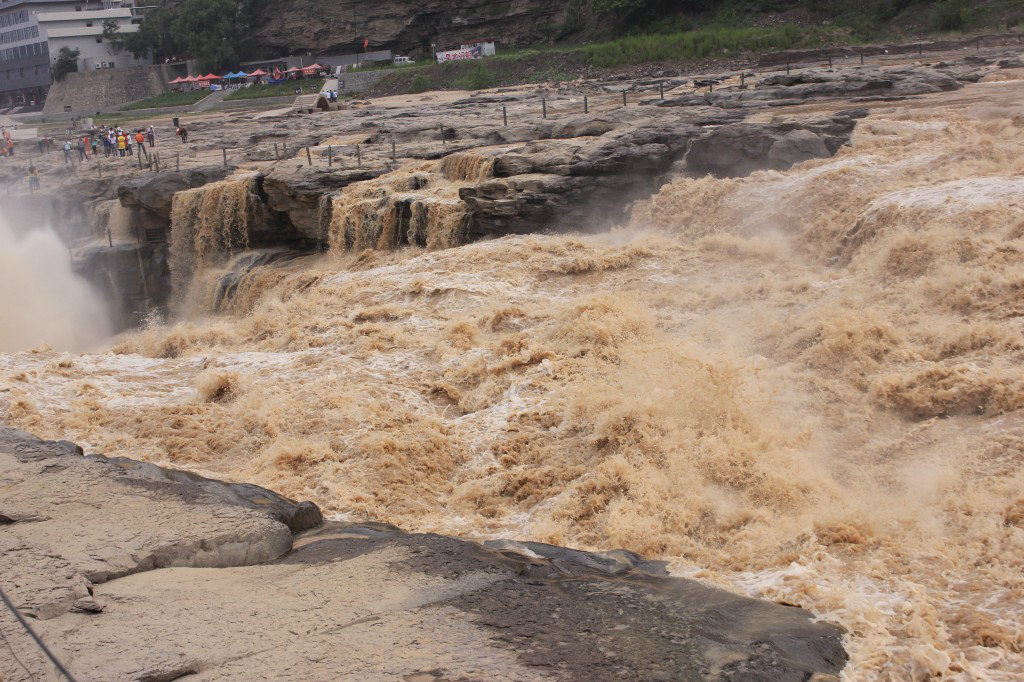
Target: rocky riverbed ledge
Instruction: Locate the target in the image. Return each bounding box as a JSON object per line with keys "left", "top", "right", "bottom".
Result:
{"left": 0, "top": 427, "right": 846, "bottom": 681}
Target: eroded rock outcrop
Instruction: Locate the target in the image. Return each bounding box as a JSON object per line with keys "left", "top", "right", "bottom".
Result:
{"left": 660, "top": 66, "right": 965, "bottom": 110}
{"left": 462, "top": 114, "right": 860, "bottom": 236}
{"left": 0, "top": 427, "right": 319, "bottom": 622}
{"left": 683, "top": 111, "right": 866, "bottom": 178}
{"left": 244, "top": 0, "right": 583, "bottom": 58}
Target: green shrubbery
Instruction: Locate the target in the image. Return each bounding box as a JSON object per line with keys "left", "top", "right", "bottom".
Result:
{"left": 409, "top": 74, "right": 431, "bottom": 94}
{"left": 929, "top": 0, "right": 972, "bottom": 32}
{"left": 53, "top": 47, "right": 80, "bottom": 82}
{"left": 457, "top": 64, "right": 495, "bottom": 90}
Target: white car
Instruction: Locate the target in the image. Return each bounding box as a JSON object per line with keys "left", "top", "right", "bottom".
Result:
{"left": 393, "top": 56, "right": 415, "bottom": 65}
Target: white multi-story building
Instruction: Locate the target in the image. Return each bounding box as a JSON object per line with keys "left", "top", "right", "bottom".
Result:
{"left": 0, "top": 0, "right": 148, "bottom": 107}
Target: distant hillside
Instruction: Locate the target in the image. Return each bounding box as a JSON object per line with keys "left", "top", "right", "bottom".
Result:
{"left": 243, "top": 0, "right": 591, "bottom": 60}
{"left": 240, "top": 0, "right": 1023, "bottom": 60}
{"left": 135, "top": 0, "right": 1023, "bottom": 71}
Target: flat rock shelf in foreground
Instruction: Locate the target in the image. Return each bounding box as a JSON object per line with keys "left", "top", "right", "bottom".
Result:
{"left": 0, "top": 427, "right": 846, "bottom": 681}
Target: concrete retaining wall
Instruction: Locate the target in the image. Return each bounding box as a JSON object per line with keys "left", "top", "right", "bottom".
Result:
{"left": 43, "top": 64, "right": 177, "bottom": 117}
{"left": 335, "top": 69, "right": 390, "bottom": 94}
{"left": 216, "top": 95, "right": 296, "bottom": 110}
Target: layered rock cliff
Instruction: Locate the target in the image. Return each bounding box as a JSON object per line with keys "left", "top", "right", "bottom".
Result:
{"left": 246, "top": 0, "right": 589, "bottom": 58}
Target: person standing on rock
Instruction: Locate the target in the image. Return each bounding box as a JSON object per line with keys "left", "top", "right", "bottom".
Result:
{"left": 27, "top": 165, "right": 39, "bottom": 191}
{"left": 117, "top": 133, "right": 126, "bottom": 157}
{"left": 147, "top": 126, "right": 155, "bottom": 147}
{"left": 177, "top": 125, "right": 188, "bottom": 143}
{"left": 135, "top": 130, "right": 147, "bottom": 155}
{"left": 63, "top": 139, "right": 73, "bottom": 164}
{"left": 91, "top": 135, "right": 99, "bottom": 157}
{"left": 125, "top": 133, "right": 133, "bottom": 157}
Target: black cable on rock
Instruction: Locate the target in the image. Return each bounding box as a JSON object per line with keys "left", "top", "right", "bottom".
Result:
{"left": 0, "top": 585, "right": 78, "bottom": 682}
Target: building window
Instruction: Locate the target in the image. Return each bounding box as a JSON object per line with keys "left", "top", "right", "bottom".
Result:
{"left": 86, "top": 21, "right": 92, "bottom": 27}
{"left": 96, "top": 37, "right": 102, "bottom": 43}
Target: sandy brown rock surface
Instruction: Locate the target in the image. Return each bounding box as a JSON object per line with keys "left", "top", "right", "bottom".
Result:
{"left": 0, "top": 427, "right": 846, "bottom": 681}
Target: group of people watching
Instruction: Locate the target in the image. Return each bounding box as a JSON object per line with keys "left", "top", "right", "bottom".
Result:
{"left": 57, "top": 126, "right": 157, "bottom": 164}
{"left": 1, "top": 128, "right": 15, "bottom": 157}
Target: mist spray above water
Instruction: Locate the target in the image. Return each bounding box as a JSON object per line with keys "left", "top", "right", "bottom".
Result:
{"left": 0, "top": 213, "right": 111, "bottom": 352}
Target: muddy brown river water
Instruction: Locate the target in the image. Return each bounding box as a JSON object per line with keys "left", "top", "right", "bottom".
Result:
{"left": 3, "top": 74, "right": 1024, "bottom": 680}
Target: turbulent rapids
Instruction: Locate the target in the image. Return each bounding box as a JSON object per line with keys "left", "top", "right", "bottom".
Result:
{"left": 3, "top": 92, "right": 1024, "bottom": 679}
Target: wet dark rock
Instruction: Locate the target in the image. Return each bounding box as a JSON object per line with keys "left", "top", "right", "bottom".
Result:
{"left": 684, "top": 115, "right": 860, "bottom": 178}
{"left": 262, "top": 164, "right": 388, "bottom": 241}
{"left": 291, "top": 523, "right": 849, "bottom": 682}
{"left": 117, "top": 167, "right": 233, "bottom": 220}
{"left": 73, "top": 242, "right": 171, "bottom": 327}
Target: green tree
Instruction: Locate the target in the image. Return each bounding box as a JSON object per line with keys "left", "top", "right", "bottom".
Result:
{"left": 99, "top": 0, "right": 269, "bottom": 69}
{"left": 52, "top": 46, "right": 80, "bottom": 81}
{"left": 101, "top": 18, "right": 122, "bottom": 53}
{"left": 171, "top": 0, "right": 239, "bottom": 72}
{"left": 120, "top": 5, "right": 176, "bottom": 60}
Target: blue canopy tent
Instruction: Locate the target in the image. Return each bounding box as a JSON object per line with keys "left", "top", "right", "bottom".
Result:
{"left": 221, "top": 71, "right": 250, "bottom": 89}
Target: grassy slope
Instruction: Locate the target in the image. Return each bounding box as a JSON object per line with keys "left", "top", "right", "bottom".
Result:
{"left": 370, "top": 2, "right": 1021, "bottom": 97}
{"left": 373, "top": 24, "right": 840, "bottom": 95}
{"left": 224, "top": 79, "right": 325, "bottom": 101}
{"left": 122, "top": 90, "right": 210, "bottom": 110}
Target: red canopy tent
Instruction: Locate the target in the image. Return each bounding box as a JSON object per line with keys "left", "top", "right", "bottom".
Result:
{"left": 201, "top": 73, "right": 222, "bottom": 80}
{"left": 247, "top": 69, "right": 268, "bottom": 76}
{"left": 302, "top": 63, "right": 323, "bottom": 73}
{"left": 284, "top": 66, "right": 302, "bottom": 73}
{"left": 167, "top": 76, "right": 185, "bottom": 84}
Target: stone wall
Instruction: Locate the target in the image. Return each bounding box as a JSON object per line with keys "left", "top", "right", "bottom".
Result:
{"left": 335, "top": 69, "right": 391, "bottom": 94}
{"left": 43, "top": 64, "right": 176, "bottom": 117}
